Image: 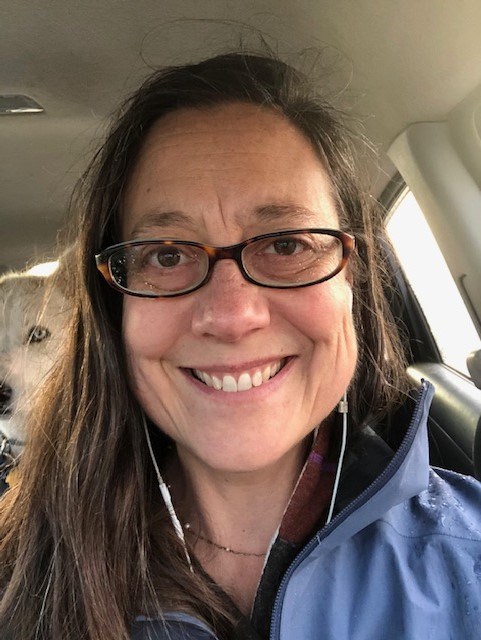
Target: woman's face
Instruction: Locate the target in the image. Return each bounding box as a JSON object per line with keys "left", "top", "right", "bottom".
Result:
{"left": 122, "top": 103, "right": 357, "bottom": 473}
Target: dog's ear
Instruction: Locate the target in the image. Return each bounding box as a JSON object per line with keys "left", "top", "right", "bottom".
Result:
{"left": 0, "top": 271, "right": 47, "bottom": 292}
{"left": 53, "top": 246, "right": 75, "bottom": 297}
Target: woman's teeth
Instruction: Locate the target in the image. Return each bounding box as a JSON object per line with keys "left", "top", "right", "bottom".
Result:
{"left": 192, "top": 360, "right": 284, "bottom": 392}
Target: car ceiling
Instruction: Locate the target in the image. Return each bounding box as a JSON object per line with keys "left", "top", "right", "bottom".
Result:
{"left": 2, "top": 0, "right": 481, "bottom": 272}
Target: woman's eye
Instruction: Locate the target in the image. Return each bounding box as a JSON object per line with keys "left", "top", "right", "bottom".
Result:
{"left": 147, "top": 247, "right": 184, "bottom": 268}
{"left": 269, "top": 238, "right": 304, "bottom": 256}
{"left": 26, "top": 326, "right": 51, "bottom": 344}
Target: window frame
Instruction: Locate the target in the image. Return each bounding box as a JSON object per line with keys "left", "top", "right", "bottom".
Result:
{"left": 380, "top": 173, "right": 481, "bottom": 478}
{"left": 381, "top": 174, "right": 442, "bottom": 367}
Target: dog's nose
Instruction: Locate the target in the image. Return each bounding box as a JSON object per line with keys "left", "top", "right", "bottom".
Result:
{"left": 0, "top": 382, "right": 13, "bottom": 416}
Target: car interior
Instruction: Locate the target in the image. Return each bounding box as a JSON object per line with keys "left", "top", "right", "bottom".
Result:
{"left": 1, "top": 1, "right": 481, "bottom": 479}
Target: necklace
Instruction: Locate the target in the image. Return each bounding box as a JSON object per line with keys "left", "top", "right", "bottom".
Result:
{"left": 184, "top": 523, "right": 267, "bottom": 558}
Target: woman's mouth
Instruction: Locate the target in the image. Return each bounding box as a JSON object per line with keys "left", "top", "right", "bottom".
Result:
{"left": 190, "top": 358, "right": 289, "bottom": 393}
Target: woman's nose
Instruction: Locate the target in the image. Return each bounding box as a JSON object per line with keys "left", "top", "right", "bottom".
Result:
{"left": 191, "top": 260, "right": 271, "bottom": 342}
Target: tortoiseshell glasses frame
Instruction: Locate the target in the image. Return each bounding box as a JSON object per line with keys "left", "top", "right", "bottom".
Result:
{"left": 95, "top": 228, "right": 356, "bottom": 298}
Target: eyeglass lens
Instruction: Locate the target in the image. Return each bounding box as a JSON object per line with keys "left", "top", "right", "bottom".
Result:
{"left": 108, "top": 232, "right": 344, "bottom": 296}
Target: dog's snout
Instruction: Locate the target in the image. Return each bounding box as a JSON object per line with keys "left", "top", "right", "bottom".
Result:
{"left": 0, "top": 382, "right": 13, "bottom": 415}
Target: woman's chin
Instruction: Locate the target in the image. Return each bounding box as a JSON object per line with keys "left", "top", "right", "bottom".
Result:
{"left": 177, "top": 435, "right": 309, "bottom": 478}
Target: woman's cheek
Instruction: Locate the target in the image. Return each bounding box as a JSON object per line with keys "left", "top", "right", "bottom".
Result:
{"left": 121, "top": 297, "right": 186, "bottom": 359}
{"left": 289, "top": 278, "right": 354, "bottom": 341}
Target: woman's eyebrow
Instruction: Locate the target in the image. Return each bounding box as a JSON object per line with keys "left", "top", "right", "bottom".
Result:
{"left": 129, "top": 204, "right": 324, "bottom": 237}
{"left": 253, "top": 203, "right": 322, "bottom": 224}
{"left": 129, "top": 211, "right": 196, "bottom": 237}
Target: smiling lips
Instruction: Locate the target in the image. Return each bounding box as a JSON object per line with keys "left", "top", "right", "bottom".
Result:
{"left": 191, "top": 358, "right": 287, "bottom": 392}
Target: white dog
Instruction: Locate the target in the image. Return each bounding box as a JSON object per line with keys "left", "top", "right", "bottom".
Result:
{"left": 0, "top": 268, "right": 70, "bottom": 488}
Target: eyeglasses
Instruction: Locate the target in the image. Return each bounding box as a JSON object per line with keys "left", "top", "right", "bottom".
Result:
{"left": 95, "top": 228, "right": 355, "bottom": 298}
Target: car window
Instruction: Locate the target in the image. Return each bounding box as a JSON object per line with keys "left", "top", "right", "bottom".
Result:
{"left": 386, "top": 188, "right": 481, "bottom": 378}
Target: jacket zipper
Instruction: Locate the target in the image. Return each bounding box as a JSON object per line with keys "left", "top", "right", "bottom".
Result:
{"left": 269, "top": 380, "right": 431, "bottom": 640}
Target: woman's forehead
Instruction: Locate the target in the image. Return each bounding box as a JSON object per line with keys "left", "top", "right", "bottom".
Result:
{"left": 144, "top": 102, "right": 308, "bottom": 149}
{"left": 121, "top": 103, "right": 339, "bottom": 240}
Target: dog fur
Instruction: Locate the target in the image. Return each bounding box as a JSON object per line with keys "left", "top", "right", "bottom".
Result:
{"left": 0, "top": 268, "right": 70, "bottom": 460}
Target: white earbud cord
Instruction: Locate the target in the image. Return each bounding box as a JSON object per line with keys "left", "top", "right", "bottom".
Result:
{"left": 142, "top": 393, "right": 347, "bottom": 564}
{"left": 142, "top": 415, "right": 194, "bottom": 572}
{"left": 325, "top": 392, "right": 348, "bottom": 525}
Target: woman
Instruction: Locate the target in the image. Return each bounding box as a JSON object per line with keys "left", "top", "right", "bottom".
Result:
{"left": 1, "top": 52, "right": 480, "bottom": 640}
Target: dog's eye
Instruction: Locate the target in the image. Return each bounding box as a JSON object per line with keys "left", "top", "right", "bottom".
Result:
{"left": 26, "top": 326, "right": 51, "bottom": 344}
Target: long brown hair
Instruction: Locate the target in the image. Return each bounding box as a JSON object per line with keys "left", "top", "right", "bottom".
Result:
{"left": 0, "top": 51, "right": 408, "bottom": 639}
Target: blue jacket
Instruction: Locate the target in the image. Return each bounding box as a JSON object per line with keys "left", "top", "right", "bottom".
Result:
{"left": 133, "top": 381, "right": 481, "bottom": 639}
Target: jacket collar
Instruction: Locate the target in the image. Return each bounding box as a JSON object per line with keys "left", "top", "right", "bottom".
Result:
{"left": 316, "top": 380, "right": 435, "bottom": 552}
